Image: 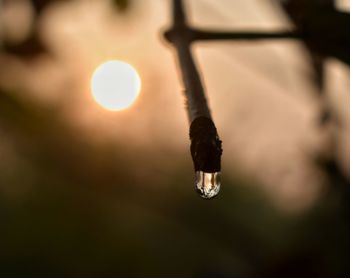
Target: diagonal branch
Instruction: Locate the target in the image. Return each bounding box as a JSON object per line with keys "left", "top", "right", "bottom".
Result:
{"left": 164, "top": 1, "right": 211, "bottom": 121}
{"left": 164, "top": 0, "right": 222, "bottom": 199}
{"left": 172, "top": 0, "right": 187, "bottom": 26}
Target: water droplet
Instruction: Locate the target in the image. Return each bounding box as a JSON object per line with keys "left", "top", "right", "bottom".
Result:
{"left": 195, "top": 171, "right": 221, "bottom": 199}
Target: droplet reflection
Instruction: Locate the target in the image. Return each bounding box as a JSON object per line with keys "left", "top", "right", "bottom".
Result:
{"left": 195, "top": 171, "right": 221, "bottom": 199}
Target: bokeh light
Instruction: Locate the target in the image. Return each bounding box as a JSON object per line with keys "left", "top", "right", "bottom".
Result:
{"left": 91, "top": 60, "right": 141, "bottom": 111}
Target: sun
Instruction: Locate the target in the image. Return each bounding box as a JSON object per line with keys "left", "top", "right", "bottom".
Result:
{"left": 91, "top": 60, "right": 141, "bottom": 111}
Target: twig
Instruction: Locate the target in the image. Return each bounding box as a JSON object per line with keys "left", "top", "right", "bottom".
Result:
{"left": 163, "top": 1, "right": 302, "bottom": 195}
{"left": 164, "top": 0, "right": 222, "bottom": 177}
{"left": 164, "top": 4, "right": 211, "bottom": 121}
{"left": 191, "top": 29, "right": 301, "bottom": 41}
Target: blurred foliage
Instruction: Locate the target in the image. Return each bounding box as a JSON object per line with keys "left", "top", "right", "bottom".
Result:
{"left": 112, "top": 0, "right": 131, "bottom": 12}
{"left": 0, "top": 88, "right": 349, "bottom": 277}
{"left": 2, "top": 34, "right": 47, "bottom": 58}
{"left": 1, "top": 0, "right": 130, "bottom": 57}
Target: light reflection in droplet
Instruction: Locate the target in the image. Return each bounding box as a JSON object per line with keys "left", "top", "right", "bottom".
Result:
{"left": 195, "top": 171, "right": 221, "bottom": 199}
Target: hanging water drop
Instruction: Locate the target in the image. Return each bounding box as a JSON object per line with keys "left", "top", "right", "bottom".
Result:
{"left": 195, "top": 171, "right": 221, "bottom": 199}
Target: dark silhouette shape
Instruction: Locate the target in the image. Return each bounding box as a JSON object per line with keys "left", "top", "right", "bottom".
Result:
{"left": 164, "top": 0, "right": 222, "bottom": 177}
{"left": 2, "top": 0, "right": 69, "bottom": 57}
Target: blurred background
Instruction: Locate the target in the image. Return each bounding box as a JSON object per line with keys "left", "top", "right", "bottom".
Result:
{"left": 1, "top": 0, "right": 350, "bottom": 277}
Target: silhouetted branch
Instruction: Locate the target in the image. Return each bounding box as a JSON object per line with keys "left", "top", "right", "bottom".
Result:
{"left": 191, "top": 29, "right": 301, "bottom": 41}
{"left": 174, "top": 42, "right": 211, "bottom": 120}
{"left": 164, "top": 0, "right": 222, "bottom": 184}
{"left": 164, "top": 0, "right": 350, "bottom": 198}
{"left": 172, "top": 0, "right": 187, "bottom": 26}
{"left": 165, "top": 2, "right": 211, "bottom": 120}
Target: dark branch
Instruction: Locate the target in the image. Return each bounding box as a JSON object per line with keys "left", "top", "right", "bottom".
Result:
{"left": 190, "top": 117, "right": 222, "bottom": 172}
{"left": 191, "top": 29, "right": 301, "bottom": 41}
{"left": 172, "top": 0, "right": 187, "bottom": 26}
{"left": 168, "top": 39, "right": 211, "bottom": 120}
{"left": 164, "top": 0, "right": 222, "bottom": 175}
{"left": 165, "top": 0, "right": 212, "bottom": 121}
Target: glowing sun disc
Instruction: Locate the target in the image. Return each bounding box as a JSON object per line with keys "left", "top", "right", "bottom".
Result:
{"left": 91, "top": 60, "right": 141, "bottom": 111}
